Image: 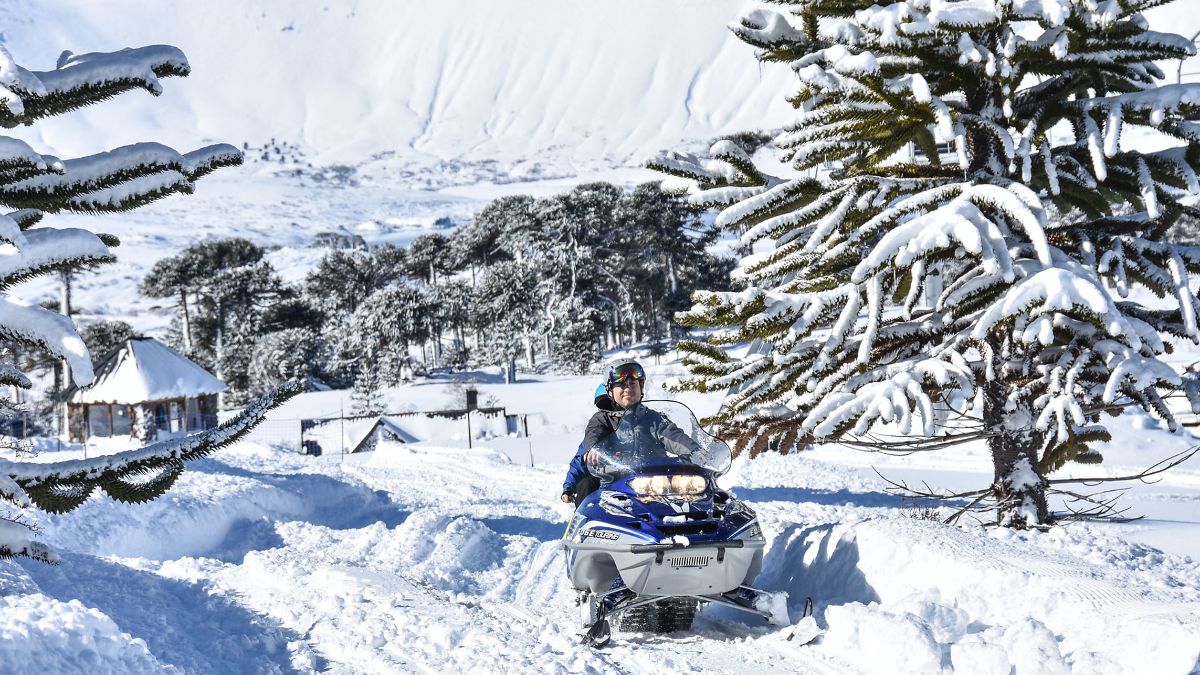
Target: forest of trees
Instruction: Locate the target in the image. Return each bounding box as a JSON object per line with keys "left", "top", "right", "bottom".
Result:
{"left": 133, "top": 181, "right": 730, "bottom": 409}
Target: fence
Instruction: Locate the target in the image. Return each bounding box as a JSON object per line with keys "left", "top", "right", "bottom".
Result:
{"left": 237, "top": 406, "right": 526, "bottom": 456}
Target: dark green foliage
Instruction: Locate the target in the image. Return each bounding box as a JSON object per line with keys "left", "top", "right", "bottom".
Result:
{"left": 302, "top": 247, "right": 407, "bottom": 317}
{"left": 0, "top": 39, "right": 259, "bottom": 562}
{"left": 10, "top": 380, "right": 304, "bottom": 514}
{"left": 651, "top": 0, "right": 1200, "bottom": 527}
{"left": 405, "top": 233, "right": 455, "bottom": 284}
{"left": 258, "top": 298, "right": 325, "bottom": 334}
{"left": 79, "top": 320, "right": 136, "bottom": 365}
{"left": 0, "top": 46, "right": 190, "bottom": 128}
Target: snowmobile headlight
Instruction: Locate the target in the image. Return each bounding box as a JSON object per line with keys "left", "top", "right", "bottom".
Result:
{"left": 628, "top": 474, "right": 707, "bottom": 499}
{"left": 671, "top": 474, "right": 707, "bottom": 495}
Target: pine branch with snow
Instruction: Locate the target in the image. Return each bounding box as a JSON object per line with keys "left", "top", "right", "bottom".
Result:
{"left": 0, "top": 40, "right": 250, "bottom": 561}
{"left": 655, "top": 0, "right": 1200, "bottom": 528}
{"left": 3, "top": 379, "right": 304, "bottom": 514}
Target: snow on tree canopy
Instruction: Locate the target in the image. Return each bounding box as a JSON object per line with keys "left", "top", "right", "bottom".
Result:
{"left": 0, "top": 39, "right": 293, "bottom": 562}
{"left": 70, "top": 338, "right": 227, "bottom": 405}
{"left": 655, "top": 0, "right": 1200, "bottom": 527}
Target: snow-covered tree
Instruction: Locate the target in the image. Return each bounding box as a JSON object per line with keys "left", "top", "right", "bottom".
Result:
{"left": 426, "top": 280, "right": 471, "bottom": 369}
{"left": 611, "top": 183, "right": 731, "bottom": 343}
{"left": 471, "top": 260, "right": 544, "bottom": 383}
{"left": 550, "top": 299, "right": 603, "bottom": 374}
{"left": 345, "top": 285, "right": 429, "bottom": 385}
{"left": 404, "top": 233, "right": 454, "bottom": 285}
{"left": 350, "top": 368, "right": 387, "bottom": 417}
{"left": 141, "top": 238, "right": 284, "bottom": 373}
{"left": 78, "top": 319, "right": 136, "bottom": 364}
{"left": 249, "top": 328, "right": 330, "bottom": 394}
{"left": 654, "top": 0, "right": 1200, "bottom": 527}
{"left": 0, "top": 44, "right": 299, "bottom": 562}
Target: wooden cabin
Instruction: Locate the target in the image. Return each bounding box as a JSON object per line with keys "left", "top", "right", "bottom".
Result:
{"left": 66, "top": 337, "right": 227, "bottom": 442}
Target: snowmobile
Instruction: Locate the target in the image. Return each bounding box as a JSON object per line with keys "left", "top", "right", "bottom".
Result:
{"left": 562, "top": 400, "right": 787, "bottom": 647}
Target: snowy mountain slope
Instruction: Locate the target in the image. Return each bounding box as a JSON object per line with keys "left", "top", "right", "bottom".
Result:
{"left": 0, "top": 0, "right": 796, "bottom": 171}
{"left": 4, "top": 428, "right": 1198, "bottom": 673}
{"left": 1, "top": 0, "right": 1196, "bottom": 334}
{"left": 0, "top": 0, "right": 803, "bottom": 331}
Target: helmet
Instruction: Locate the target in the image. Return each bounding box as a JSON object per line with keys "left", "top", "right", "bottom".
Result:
{"left": 604, "top": 358, "right": 646, "bottom": 390}
{"left": 593, "top": 383, "right": 609, "bottom": 408}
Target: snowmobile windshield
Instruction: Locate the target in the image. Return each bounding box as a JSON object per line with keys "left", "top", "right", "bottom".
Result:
{"left": 585, "top": 401, "right": 732, "bottom": 483}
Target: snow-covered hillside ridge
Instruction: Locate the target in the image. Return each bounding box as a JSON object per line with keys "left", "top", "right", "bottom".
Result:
{"left": 0, "top": 0, "right": 796, "bottom": 172}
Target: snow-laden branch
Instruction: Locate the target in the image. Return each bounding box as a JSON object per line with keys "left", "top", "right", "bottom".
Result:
{"left": 5, "top": 379, "right": 305, "bottom": 513}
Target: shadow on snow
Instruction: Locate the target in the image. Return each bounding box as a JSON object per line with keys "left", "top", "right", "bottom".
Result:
{"left": 20, "top": 553, "right": 320, "bottom": 674}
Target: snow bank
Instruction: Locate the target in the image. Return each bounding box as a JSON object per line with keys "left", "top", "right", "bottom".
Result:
{"left": 769, "top": 518, "right": 1200, "bottom": 674}
{"left": 0, "top": 589, "right": 174, "bottom": 673}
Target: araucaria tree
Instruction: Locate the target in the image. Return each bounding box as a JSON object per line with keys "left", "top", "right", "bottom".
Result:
{"left": 655, "top": 0, "right": 1200, "bottom": 527}
{"left": 0, "top": 44, "right": 298, "bottom": 562}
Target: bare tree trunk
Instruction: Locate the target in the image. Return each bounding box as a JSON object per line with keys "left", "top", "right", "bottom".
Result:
{"left": 180, "top": 289, "right": 193, "bottom": 351}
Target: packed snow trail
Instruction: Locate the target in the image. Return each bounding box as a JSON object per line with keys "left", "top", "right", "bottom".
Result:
{"left": 5, "top": 440, "right": 1200, "bottom": 673}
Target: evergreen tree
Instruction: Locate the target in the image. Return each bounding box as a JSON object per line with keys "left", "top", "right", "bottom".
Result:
{"left": 79, "top": 319, "right": 136, "bottom": 364}
{"left": 139, "top": 235, "right": 264, "bottom": 353}
{"left": 350, "top": 367, "right": 386, "bottom": 416}
{"left": 141, "top": 237, "right": 284, "bottom": 374}
{"left": 345, "top": 285, "right": 430, "bottom": 385}
{"left": 550, "top": 299, "right": 602, "bottom": 374}
{"left": 488, "top": 195, "right": 542, "bottom": 264}
{"left": 302, "top": 246, "right": 406, "bottom": 319}
{"left": 258, "top": 297, "right": 324, "bottom": 334}
{"left": 540, "top": 183, "right": 624, "bottom": 301}
{"left": 0, "top": 43, "right": 298, "bottom": 562}
{"left": 654, "top": 0, "right": 1200, "bottom": 527}
{"left": 471, "top": 260, "right": 544, "bottom": 383}
{"left": 404, "top": 233, "right": 454, "bottom": 285}
{"left": 426, "top": 280, "right": 472, "bottom": 369}
{"left": 610, "top": 183, "right": 730, "bottom": 343}
{"left": 449, "top": 203, "right": 514, "bottom": 283}
{"left": 249, "top": 328, "right": 330, "bottom": 395}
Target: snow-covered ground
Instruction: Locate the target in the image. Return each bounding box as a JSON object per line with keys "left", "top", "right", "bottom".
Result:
{"left": 2, "top": 1, "right": 1200, "bottom": 672}
{"left": 3, "top": 364, "right": 1199, "bottom": 673}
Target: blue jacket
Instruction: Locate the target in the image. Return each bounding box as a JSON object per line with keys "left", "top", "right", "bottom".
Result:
{"left": 562, "top": 442, "right": 588, "bottom": 494}
{"left": 563, "top": 384, "right": 622, "bottom": 494}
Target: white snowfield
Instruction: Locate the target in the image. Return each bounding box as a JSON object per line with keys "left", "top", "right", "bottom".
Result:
{"left": 3, "top": 384, "right": 1199, "bottom": 674}
{"left": 0, "top": 0, "right": 797, "bottom": 172}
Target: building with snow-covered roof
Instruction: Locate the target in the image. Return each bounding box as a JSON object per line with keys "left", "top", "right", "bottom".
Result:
{"left": 66, "top": 337, "right": 227, "bottom": 442}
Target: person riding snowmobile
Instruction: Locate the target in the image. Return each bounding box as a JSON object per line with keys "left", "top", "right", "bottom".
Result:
{"left": 560, "top": 359, "right": 699, "bottom": 505}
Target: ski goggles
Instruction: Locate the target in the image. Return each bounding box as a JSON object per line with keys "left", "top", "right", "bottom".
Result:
{"left": 607, "top": 363, "right": 645, "bottom": 387}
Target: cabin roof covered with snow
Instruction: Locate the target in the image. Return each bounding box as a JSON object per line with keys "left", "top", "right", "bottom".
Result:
{"left": 70, "top": 337, "right": 227, "bottom": 404}
{"left": 349, "top": 416, "right": 419, "bottom": 453}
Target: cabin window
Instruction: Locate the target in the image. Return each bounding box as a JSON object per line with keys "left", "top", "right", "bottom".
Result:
{"left": 186, "top": 397, "right": 202, "bottom": 431}
{"left": 169, "top": 401, "right": 183, "bottom": 433}
{"left": 111, "top": 405, "right": 132, "bottom": 436}
{"left": 155, "top": 404, "right": 168, "bottom": 431}
{"left": 87, "top": 405, "right": 111, "bottom": 437}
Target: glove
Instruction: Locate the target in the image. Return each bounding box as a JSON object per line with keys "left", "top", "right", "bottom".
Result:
{"left": 560, "top": 492, "right": 573, "bottom": 503}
